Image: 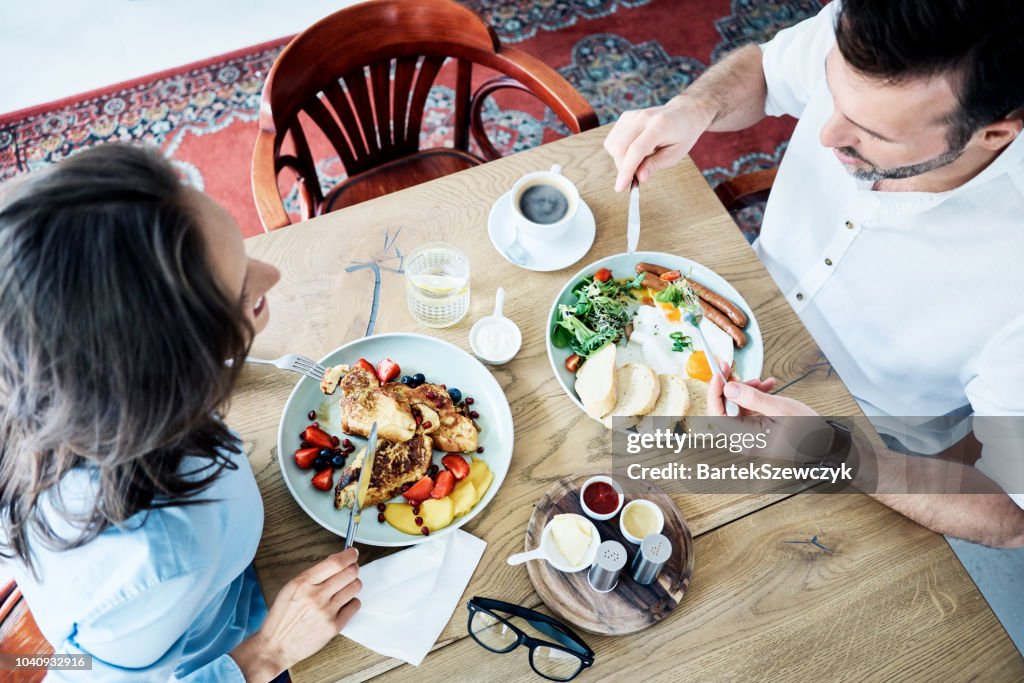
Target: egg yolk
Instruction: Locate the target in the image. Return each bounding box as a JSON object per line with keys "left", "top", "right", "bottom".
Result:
{"left": 686, "top": 351, "right": 713, "bottom": 382}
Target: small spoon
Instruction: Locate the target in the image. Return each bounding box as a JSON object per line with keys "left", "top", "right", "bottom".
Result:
{"left": 469, "top": 288, "right": 522, "bottom": 365}
{"left": 681, "top": 308, "right": 740, "bottom": 417}
{"left": 504, "top": 225, "right": 529, "bottom": 267}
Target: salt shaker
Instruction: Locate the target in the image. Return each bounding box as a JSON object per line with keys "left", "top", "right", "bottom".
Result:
{"left": 587, "top": 540, "right": 627, "bottom": 593}
{"left": 630, "top": 533, "right": 672, "bottom": 585}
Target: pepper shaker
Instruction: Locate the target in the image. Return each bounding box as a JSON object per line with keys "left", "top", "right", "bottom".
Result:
{"left": 630, "top": 533, "right": 671, "bottom": 585}
{"left": 587, "top": 540, "right": 627, "bottom": 592}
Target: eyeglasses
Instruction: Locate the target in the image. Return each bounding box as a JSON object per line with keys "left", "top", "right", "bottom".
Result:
{"left": 466, "top": 597, "right": 595, "bottom": 681}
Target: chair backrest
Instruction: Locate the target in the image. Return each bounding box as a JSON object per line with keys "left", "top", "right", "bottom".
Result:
{"left": 0, "top": 580, "right": 51, "bottom": 682}
{"left": 252, "top": 0, "right": 598, "bottom": 230}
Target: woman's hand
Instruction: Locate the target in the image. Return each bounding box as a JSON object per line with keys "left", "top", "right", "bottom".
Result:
{"left": 231, "top": 548, "right": 362, "bottom": 680}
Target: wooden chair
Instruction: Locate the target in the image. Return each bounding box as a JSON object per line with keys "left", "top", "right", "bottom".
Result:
{"left": 1, "top": 580, "right": 51, "bottom": 683}
{"left": 252, "top": 0, "right": 599, "bottom": 230}
{"left": 712, "top": 167, "right": 777, "bottom": 213}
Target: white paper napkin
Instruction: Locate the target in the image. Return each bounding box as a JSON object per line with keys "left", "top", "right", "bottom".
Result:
{"left": 341, "top": 530, "right": 486, "bottom": 665}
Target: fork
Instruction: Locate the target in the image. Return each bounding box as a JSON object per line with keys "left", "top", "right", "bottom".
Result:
{"left": 245, "top": 354, "right": 326, "bottom": 381}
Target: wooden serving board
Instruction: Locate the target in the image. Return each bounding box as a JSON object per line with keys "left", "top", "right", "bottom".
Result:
{"left": 524, "top": 474, "right": 694, "bottom": 635}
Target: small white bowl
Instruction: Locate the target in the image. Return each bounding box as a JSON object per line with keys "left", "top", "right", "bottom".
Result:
{"left": 506, "top": 514, "right": 601, "bottom": 573}
{"left": 619, "top": 499, "right": 665, "bottom": 545}
{"left": 469, "top": 287, "right": 522, "bottom": 366}
{"left": 579, "top": 476, "right": 624, "bottom": 521}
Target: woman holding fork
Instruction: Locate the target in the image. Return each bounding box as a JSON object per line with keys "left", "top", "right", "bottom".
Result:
{"left": 0, "top": 144, "right": 361, "bottom": 681}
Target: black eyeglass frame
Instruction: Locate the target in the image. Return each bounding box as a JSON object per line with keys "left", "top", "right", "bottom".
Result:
{"left": 466, "top": 596, "right": 595, "bottom": 681}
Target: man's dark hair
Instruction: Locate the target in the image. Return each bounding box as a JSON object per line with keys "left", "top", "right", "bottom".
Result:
{"left": 835, "top": 0, "right": 1024, "bottom": 148}
{"left": 0, "top": 144, "right": 253, "bottom": 574}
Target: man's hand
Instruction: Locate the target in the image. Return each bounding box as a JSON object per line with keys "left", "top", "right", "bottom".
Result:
{"left": 231, "top": 548, "right": 362, "bottom": 680}
{"left": 604, "top": 95, "right": 714, "bottom": 192}
{"left": 707, "top": 361, "right": 816, "bottom": 417}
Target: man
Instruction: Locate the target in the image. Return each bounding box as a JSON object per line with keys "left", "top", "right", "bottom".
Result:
{"left": 605, "top": 0, "right": 1024, "bottom": 547}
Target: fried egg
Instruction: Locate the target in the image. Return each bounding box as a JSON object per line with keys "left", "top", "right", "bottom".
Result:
{"left": 618, "top": 303, "right": 734, "bottom": 382}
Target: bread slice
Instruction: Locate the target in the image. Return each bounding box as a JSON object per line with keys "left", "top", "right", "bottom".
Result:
{"left": 600, "top": 364, "right": 660, "bottom": 428}
{"left": 575, "top": 343, "right": 617, "bottom": 419}
{"left": 682, "top": 377, "right": 709, "bottom": 417}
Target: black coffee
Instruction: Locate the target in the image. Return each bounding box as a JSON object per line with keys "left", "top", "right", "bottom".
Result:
{"left": 518, "top": 184, "right": 569, "bottom": 224}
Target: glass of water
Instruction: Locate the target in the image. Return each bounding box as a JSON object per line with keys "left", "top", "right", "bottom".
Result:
{"left": 405, "top": 242, "right": 470, "bottom": 328}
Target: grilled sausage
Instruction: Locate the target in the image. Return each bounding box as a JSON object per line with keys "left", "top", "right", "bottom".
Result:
{"left": 641, "top": 272, "right": 669, "bottom": 291}
{"left": 636, "top": 262, "right": 748, "bottom": 328}
{"left": 700, "top": 301, "right": 747, "bottom": 349}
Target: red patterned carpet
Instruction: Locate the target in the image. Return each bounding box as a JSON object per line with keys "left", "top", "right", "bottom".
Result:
{"left": 0, "top": 0, "right": 822, "bottom": 239}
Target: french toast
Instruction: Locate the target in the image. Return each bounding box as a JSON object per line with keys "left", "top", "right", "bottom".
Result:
{"left": 334, "top": 434, "right": 433, "bottom": 509}
{"left": 384, "top": 382, "right": 479, "bottom": 453}
{"left": 338, "top": 365, "right": 417, "bottom": 442}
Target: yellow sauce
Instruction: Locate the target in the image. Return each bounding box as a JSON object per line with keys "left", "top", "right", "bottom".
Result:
{"left": 623, "top": 503, "right": 661, "bottom": 539}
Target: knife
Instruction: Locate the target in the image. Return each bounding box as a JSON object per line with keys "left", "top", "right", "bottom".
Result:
{"left": 344, "top": 421, "right": 378, "bottom": 550}
{"left": 626, "top": 177, "right": 640, "bottom": 253}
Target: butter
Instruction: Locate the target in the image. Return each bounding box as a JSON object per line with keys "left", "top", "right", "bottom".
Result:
{"left": 623, "top": 502, "right": 661, "bottom": 539}
{"left": 549, "top": 514, "right": 592, "bottom": 567}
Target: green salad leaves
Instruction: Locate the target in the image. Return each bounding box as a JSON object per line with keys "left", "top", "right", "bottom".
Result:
{"left": 551, "top": 272, "right": 644, "bottom": 358}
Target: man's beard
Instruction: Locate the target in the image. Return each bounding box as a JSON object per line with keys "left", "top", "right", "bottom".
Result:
{"left": 835, "top": 144, "right": 966, "bottom": 182}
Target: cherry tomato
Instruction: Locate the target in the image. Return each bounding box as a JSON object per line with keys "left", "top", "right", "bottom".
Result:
{"left": 659, "top": 270, "right": 681, "bottom": 282}
{"left": 594, "top": 268, "right": 612, "bottom": 283}
{"left": 565, "top": 354, "right": 581, "bottom": 373}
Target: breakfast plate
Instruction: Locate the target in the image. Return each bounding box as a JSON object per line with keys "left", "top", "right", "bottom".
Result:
{"left": 546, "top": 251, "right": 763, "bottom": 420}
{"left": 277, "top": 333, "right": 514, "bottom": 546}
{"left": 487, "top": 190, "right": 596, "bottom": 272}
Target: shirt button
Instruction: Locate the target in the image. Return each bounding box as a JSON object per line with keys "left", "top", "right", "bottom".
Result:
{"left": 796, "top": 293, "right": 804, "bottom": 301}
{"left": 825, "top": 258, "right": 833, "bottom": 266}
{"left": 845, "top": 221, "right": 854, "bottom": 230}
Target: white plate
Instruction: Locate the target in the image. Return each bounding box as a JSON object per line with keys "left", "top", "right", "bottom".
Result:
{"left": 487, "top": 190, "right": 596, "bottom": 272}
{"left": 546, "top": 252, "right": 764, "bottom": 415}
{"left": 276, "top": 333, "right": 514, "bottom": 547}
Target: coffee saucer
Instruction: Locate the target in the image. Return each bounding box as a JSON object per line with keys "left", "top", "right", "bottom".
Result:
{"left": 487, "top": 190, "right": 596, "bottom": 272}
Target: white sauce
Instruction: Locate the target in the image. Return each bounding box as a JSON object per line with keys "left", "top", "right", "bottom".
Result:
{"left": 472, "top": 319, "right": 520, "bottom": 360}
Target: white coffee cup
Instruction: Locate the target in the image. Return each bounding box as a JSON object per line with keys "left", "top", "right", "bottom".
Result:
{"left": 510, "top": 164, "right": 580, "bottom": 242}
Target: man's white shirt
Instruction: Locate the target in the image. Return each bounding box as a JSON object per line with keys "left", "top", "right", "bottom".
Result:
{"left": 755, "top": 2, "right": 1024, "bottom": 505}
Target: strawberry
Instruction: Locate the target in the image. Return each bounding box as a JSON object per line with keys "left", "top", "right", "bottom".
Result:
{"left": 594, "top": 268, "right": 612, "bottom": 283}
{"left": 442, "top": 454, "right": 470, "bottom": 480}
{"left": 356, "top": 358, "right": 376, "bottom": 376}
{"left": 294, "top": 447, "right": 320, "bottom": 470}
{"left": 376, "top": 358, "right": 401, "bottom": 384}
{"left": 431, "top": 470, "right": 455, "bottom": 499}
{"left": 403, "top": 476, "right": 434, "bottom": 503}
{"left": 311, "top": 467, "right": 333, "bottom": 491}
{"left": 302, "top": 426, "right": 334, "bottom": 449}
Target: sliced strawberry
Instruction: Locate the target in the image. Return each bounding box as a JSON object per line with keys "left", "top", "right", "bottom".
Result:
{"left": 311, "top": 467, "right": 333, "bottom": 491}
{"left": 442, "top": 454, "right": 470, "bottom": 480}
{"left": 376, "top": 358, "right": 401, "bottom": 384}
{"left": 594, "top": 268, "right": 612, "bottom": 283}
{"left": 431, "top": 470, "right": 455, "bottom": 499}
{"left": 302, "top": 426, "right": 333, "bottom": 449}
{"left": 294, "top": 447, "right": 320, "bottom": 470}
{"left": 403, "top": 476, "right": 434, "bottom": 503}
{"left": 356, "top": 358, "right": 376, "bottom": 377}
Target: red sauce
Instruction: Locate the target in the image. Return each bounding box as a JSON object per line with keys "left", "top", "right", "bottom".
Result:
{"left": 583, "top": 481, "right": 620, "bottom": 515}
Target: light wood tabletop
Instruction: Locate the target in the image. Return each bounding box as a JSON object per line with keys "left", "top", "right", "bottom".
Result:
{"left": 229, "top": 125, "right": 1023, "bottom": 682}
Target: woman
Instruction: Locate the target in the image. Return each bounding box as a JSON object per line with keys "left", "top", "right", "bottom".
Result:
{"left": 0, "top": 144, "right": 361, "bottom": 680}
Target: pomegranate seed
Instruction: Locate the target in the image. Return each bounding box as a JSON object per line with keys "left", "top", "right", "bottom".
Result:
{"left": 465, "top": 397, "right": 474, "bottom": 405}
{"left": 425, "top": 390, "right": 436, "bottom": 400}
{"left": 421, "top": 527, "right": 430, "bottom": 536}
{"left": 415, "top": 517, "right": 423, "bottom": 526}
{"left": 441, "top": 384, "right": 447, "bottom": 389}
{"left": 470, "top": 410, "right": 479, "bottom": 419}
{"left": 377, "top": 513, "right": 386, "bottom": 523}
{"left": 415, "top": 415, "right": 422, "bottom": 425}
{"left": 312, "top": 422, "right": 320, "bottom": 430}
{"left": 422, "top": 421, "right": 432, "bottom": 429}
{"left": 412, "top": 506, "right": 420, "bottom": 515}
{"left": 331, "top": 435, "right": 340, "bottom": 447}
{"left": 377, "top": 503, "right": 386, "bottom": 511}
{"left": 477, "top": 446, "right": 484, "bottom": 453}
{"left": 343, "top": 439, "right": 352, "bottom": 448}
{"left": 307, "top": 410, "right": 316, "bottom": 420}
{"left": 401, "top": 483, "right": 411, "bottom": 492}
{"left": 298, "top": 432, "right": 305, "bottom": 440}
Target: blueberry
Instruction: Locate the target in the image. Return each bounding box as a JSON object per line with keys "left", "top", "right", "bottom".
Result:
{"left": 447, "top": 387, "right": 462, "bottom": 404}
{"left": 313, "top": 456, "right": 331, "bottom": 471}
{"left": 319, "top": 448, "right": 332, "bottom": 458}
{"left": 331, "top": 454, "right": 346, "bottom": 468}
{"left": 412, "top": 373, "right": 425, "bottom": 386}
{"left": 401, "top": 375, "right": 412, "bottom": 385}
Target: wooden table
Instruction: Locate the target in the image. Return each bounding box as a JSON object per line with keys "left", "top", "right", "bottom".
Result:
{"left": 230, "top": 125, "right": 1023, "bottom": 682}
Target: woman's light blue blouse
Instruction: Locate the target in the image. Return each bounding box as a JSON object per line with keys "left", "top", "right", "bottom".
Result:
{"left": 2, "top": 447, "right": 267, "bottom": 681}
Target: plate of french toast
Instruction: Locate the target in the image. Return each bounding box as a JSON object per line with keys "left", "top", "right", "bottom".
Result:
{"left": 276, "top": 333, "right": 514, "bottom": 546}
{"left": 547, "top": 252, "right": 763, "bottom": 426}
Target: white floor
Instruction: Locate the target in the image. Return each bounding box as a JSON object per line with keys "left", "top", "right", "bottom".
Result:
{"left": 0, "top": 0, "right": 362, "bottom": 114}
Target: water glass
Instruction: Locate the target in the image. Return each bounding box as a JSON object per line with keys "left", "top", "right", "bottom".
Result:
{"left": 405, "top": 242, "right": 470, "bottom": 328}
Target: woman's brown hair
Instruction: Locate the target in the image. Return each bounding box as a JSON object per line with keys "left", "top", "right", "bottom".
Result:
{"left": 0, "top": 144, "right": 253, "bottom": 572}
